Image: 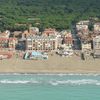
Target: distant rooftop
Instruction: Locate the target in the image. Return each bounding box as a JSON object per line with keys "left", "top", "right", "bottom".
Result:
{"left": 27, "top": 34, "right": 57, "bottom": 40}
{"left": 77, "top": 20, "right": 90, "bottom": 25}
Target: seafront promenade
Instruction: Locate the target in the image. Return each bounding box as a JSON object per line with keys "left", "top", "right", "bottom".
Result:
{"left": 0, "top": 53, "right": 100, "bottom": 74}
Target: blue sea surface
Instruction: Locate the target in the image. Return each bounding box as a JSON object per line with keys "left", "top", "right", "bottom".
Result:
{"left": 0, "top": 73, "right": 100, "bottom": 100}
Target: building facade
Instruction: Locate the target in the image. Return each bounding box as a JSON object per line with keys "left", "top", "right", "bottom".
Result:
{"left": 93, "top": 35, "right": 100, "bottom": 57}
{"left": 26, "top": 35, "right": 58, "bottom": 52}
{"left": 0, "top": 38, "right": 17, "bottom": 51}
{"left": 8, "top": 38, "right": 18, "bottom": 50}
{"left": 76, "top": 20, "right": 89, "bottom": 31}
{"left": 64, "top": 31, "right": 73, "bottom": 45}
{"left": 94, "top": 23, "right": 100, "bottom": 32}
{"left": 81, "top": 41, "right": 92, "bottom": 53}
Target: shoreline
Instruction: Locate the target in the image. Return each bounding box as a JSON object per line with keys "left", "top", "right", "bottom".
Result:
{"left": 0, "top": 70, "right": 100, "bottom": 75}
{"left": 0, "top": 71, "right": 100, "bottom": 75}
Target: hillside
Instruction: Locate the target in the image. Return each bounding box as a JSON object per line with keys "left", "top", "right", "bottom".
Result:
{"left": 0, "top": 0, "right": 100, "bottom": 31}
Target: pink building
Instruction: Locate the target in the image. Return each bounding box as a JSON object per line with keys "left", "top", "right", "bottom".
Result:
{"left": 64, "top": 32, "right": 73, "bottom": 45}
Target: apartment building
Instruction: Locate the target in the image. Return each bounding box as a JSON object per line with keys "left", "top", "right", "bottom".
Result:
{"left": 26, "top": 34, "right": 58, "bottom": 52}
{"left": 0, "top": 30, "right": 10, "bottom": 38}
{"left": 76, "top": 20, "right": 89, "bottom": 31}
{"left": 8, "top": 38, "right": 18, "bottom": 50}
{"left": 63, "top": 31, "right": 73, "bottom": 45}
{"left": 94, "top": 22, "right": 100, "bottom": 32}
{"left": 0, "top": 38, "right": 17, "bottom": 51}
{"left": 93, "top": 35, "right": 100, "bottom": 57}
{"left": 81, "top": 40, "right": 92, "bottom": 53}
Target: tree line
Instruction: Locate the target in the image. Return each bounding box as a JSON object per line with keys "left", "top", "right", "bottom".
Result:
{"left": 0, "top": 0, "right": 100, "bottom": 32}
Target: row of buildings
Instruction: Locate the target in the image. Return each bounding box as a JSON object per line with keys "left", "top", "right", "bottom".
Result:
{"left": 0, "top": 19, "right": 100, "bottom": 58}
{"left": 76, "top": 20, "right": 100, "bottom": 57}
{"left": 0, "top": 27, "right": 73, "bottom": 54}
{"left": 25, "top": 28, "right": 73, "bottom": 54}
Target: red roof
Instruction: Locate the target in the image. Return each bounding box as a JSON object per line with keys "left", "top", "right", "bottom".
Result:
{"left": 0, "top": 38, "right": 17, "bottom": 41}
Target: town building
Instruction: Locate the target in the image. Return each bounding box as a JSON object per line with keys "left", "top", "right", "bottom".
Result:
{"left": 0, "top": 38, "right": 8, "bottom": 49}
{"left": 76, "top": 20, "right": 90, "bottom": 31}
{"left": 8, "top": 38, "right": 18, "bottom": 50}
{"left": 81, "top": 40, "right": 92, "bottom": 54}
{"left": 0, "top": 38, "right": 17, "bottom": 51}
{"left": 59, "top": 30, "right": 73, "bottom": 48}
{"left": 94, "top": 23, "right": 100, "bottom": 32}
{"left": 0, "top": 30, "right": 10, "bottom": 38}
{"left": 76, "top": 20, "right": 93, "bottom": 50}
{"left": 93, "top": 23, "right": 100, "bottom": 36}
{"left": 56, "top": 30, "right": 73, "bottom": 56}
{"left": 29, "top": 27, "right": 39, "bottom": 35}
{"left": 77, "top": 30, "right": 89, "bottom": 38}
{"left": 43, "top": 28, "right": 57, "bottom": 36}
{"left": 26, "top": 34, "right": 58, "bottom": 52}
{"left": 63, "top": 30, "right": 73, "bottom": 45}
{"left": 22, "top": 30, "right": 29, "bottom": 40}
{"left": 93, "top": 35, "right": 100, "bottom": 57}
{"left": 0, "top": 31, "right": 17, "bottom": 51}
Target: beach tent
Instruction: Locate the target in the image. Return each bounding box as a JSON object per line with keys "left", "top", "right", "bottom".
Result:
{"left": 31, "top": 51, "right": 42, "bottom": 57}
{"left": 24, "top": 51, "right": 48, "bottom": 60}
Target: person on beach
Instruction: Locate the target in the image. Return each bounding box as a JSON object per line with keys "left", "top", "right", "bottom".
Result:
{"left": 81, "top": 52, "right": 85, "bottom": 60}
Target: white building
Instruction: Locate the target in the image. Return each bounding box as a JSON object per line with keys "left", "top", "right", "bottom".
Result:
{"left": 76, "top": 20, "right": 89, "bottom": 31}
{"left": 26, "top": 34, "right": 58, "bottom": 52}
{"left": 29, "top": 27, "right": 39, "bottom": 34}
{"left": 94, "top": 23, "right": 100, "bottom": 32}
{"left": 93, "top": 35, "right": 100, "bottom": 57}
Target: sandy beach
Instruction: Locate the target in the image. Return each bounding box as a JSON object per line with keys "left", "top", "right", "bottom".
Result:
{"left": 0, "top": 53, "right": 100, "bottom": 74}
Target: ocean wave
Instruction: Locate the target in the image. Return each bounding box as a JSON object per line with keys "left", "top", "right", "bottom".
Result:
{"left": 0, "top": 80, "right": 40, "bottom": 84}
{"left": 0, "top": 79, "right": 100, "bottom": 86}
{"left": 49, "top": 79, "right": 100, "bottom": 86}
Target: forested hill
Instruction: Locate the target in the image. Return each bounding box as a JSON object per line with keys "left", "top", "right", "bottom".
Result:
{"left": 0, "top": 0, "right": 100, "bottom": 31}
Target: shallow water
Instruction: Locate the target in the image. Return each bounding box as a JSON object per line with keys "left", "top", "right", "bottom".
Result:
{"left": 0, "top": 73, "right": 100, "bottom": 100}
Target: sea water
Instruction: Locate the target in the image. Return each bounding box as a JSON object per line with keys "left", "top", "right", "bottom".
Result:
{"left": 0, "top": 73, "right": 100, "bottom": 100}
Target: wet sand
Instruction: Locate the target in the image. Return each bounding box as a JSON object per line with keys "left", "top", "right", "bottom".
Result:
{"left": 0, "top": 54, "right": 100, "bottom": 74}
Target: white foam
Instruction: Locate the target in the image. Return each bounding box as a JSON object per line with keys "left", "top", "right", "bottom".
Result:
{"left": 49, "top": 81, "right": 59, "bottom": 86}
{"left": 0, "top": 78, "right": 100, "bottom": 86}
{"left": 96, "top": 83, "right": 100, "bottom": 86}
{"left": 0, "top": 80, "right": 40, "bottom": 84}
{"left": 49, "top": 79, "right": 100, "bottom": 86}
